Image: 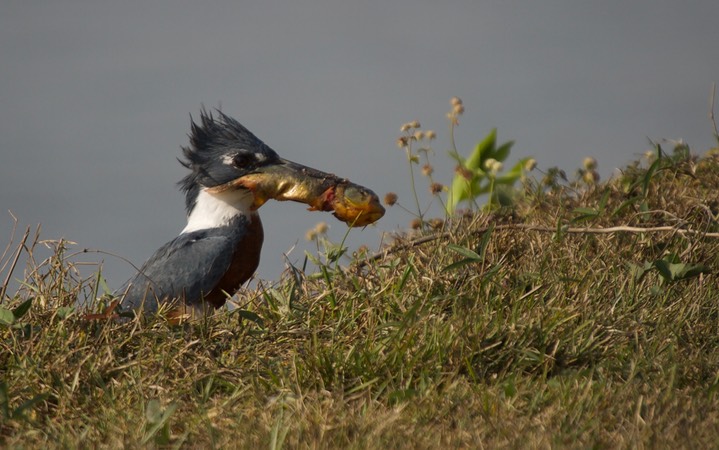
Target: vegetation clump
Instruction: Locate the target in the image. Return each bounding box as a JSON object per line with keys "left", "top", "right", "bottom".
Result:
{"left": 3, "top": 101, "right": 719, "bottom": 448}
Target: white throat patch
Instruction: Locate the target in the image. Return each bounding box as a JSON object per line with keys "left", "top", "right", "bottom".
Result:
{"left": 181, "top": 188, "right": 254, "bottom": 234}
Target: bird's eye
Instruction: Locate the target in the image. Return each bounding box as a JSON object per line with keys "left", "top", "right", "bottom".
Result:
{"left": 233, "top": 153, "right": 254, "bottom": 168}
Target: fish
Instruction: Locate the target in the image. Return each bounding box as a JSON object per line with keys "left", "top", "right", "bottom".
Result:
{"left": 206, "top": 159, "right": 385, "bottom": 227}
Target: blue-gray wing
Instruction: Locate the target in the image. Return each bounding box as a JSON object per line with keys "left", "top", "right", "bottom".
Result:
{"left": 117, "top": 228, "right": 240, "bottom": 313}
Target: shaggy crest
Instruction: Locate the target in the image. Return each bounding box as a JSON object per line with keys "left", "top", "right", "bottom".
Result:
{"left": 177, "top": 109, "right": 273, "bottom": 213}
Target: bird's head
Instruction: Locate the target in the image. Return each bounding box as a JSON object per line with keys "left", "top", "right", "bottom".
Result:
{"left": 179, "top": 110, "right": 280, "bottom": 213}
{"left": 179, "top": 110, "right": 385, "bottom": 227}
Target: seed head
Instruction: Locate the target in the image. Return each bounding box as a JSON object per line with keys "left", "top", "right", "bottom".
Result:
{"left": 425, "top": 130, "right": 437, "bottom": 140}
{"left": 485, "top": 158, "right": 503, "bottom": 174}
{"left": 430, "top": 182, "right": 444, "bottom": 194}
{"left": 428, "top": 218, "right": 445, "bottom": 230}
{"left": 422, "top": 164, "right": 434, "bottom": 177}
{"left": 384, "top": 192, "right": 398, "bottom": 206}
{"left": 314, "top": 222, "right": 329, "bottom": 234}
{"left": 396, "top": 136, "right": 409, "bottom": 148}
{"left": 524, "top": 158, "right": 537, "bottom": 172}
{"left": 583, "top": 157, "right": 598, "bottom": 171}
{"left": 582, "top": 170, "right": 600, "bottom": 185}
{"left": 410, "top": 218, "right": 422, "bottom": 230}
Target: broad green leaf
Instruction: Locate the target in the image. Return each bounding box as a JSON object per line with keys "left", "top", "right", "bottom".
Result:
{"left": 447, "top": 244, "right": 482, "bottom": 261}
{"left": 0, "top": 308, "right": 14, "bottom": 326}
{"left": 12, "top": 298, "right": 33, "bottom": 319}
{"left": 98, "top": 275, "right": 111, "bottom": 295}
{"left": 143, "top": 400, "right": 177, "bottom": 445}
{"left": 663, "top": 253, "right": 681, "bottom": 264}
{"left": 682, "top": 264, "right": 711, "bottom": 279}
{"left": 443, "top": 243, "right": 486, "bottom": 272}
{"left": 145, "top": 399, "right": 163, "bottom": 423}
{"left": 465, "top": 128, "right": 497, "bottom": 171}
{"left": 629, "top": 261, "right": 655, "bottom": 281}
{"left": 493, "top": 159, "right": 530, "bottom": 185}
{"left": 492, "top": 140, "right": 514, "bottom": 162}
{"left": 237, "top": 310, "right": 264, "bottom": 327}
{"left": 653, "top": 259, "right": 674, "bottom": 281}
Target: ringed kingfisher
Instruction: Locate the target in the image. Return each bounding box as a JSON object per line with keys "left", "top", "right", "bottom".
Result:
{"left": 114, "top": 110, "right": 384, "bottom": 319}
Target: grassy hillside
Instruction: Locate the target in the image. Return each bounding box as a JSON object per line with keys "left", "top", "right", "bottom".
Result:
{"left": 3, "top": 140, "right": 719, "bottom": 448}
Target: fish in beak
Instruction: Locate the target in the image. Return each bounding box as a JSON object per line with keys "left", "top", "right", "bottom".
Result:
{"left": 206, "top": 158, "right": 385, "bottom": 227}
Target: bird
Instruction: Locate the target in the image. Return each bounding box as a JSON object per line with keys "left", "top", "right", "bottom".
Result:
{"left": 112, "top": 109, "right": 384, "bottom": 320}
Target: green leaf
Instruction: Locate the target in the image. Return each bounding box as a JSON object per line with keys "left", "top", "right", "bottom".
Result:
{"left": 465, "top": 128, "right": 497, "bottom": 171}
{"left": 448, "top": 175, "right": 481, "bottom": 212}
{"left": 481, "top": 264, "right": 503, "bottom": 281}
{"left": 597, "top": 189, "right": 611, "bottom": 210}
{"left": 394, "top": 264, "right": 414, "bottom": 294}
{"left": 447, "top": 244, "right": 482, "bottom": 261}
{"left": 681, "top": 264, "right": 711, "bottom": 279}
{"left": 0, "top": 308, "right": 14, "bottom": 326}
{"left": 145, "top": 399, "right": 163, "bottom": 423}
{"left": 611, "top": 196, "right": 642, "bottom": 217}
{"left": 477, "top": 223, "right": 495, "bottom": 260}
{"left": 571, "top": 207, "right": 600, "bottom": 223}
{"left": 443, "top": 243, "right": 487, "bottom": 272}
{"left": 494, "top": 159, "right": 528, "bottom": 184}
{"left": 98, "top": 275, "right": 111, "bottom": 296}
{"left": 12, "top": 298, "right": 33, "bottom": 319}
{"left": 446, "top": 128, "right": 522, "bottom": 213}
{"left": 573, "top": 207, "right": 600, "bottom": 215}
{"left": 653, "top": 255, "right": 709, "bottom": 283}
{"left": 492, "top": 140, "right": 514, "bottom": 162}
{"left": 642, "top": 153, "right": 661, "bottom": 197}
{"left": 12, "top": 393, "right": 49, "bottom": 420}
{"left": 663, "top": 253, "right": 681, "bottom": 264}
{"left": 443, "top": 258, "right": 478, "bottom": 272}
{"left": 628, "top": 261, "right": 654, "bottom": 281}
{"left": 237, "top": 310, "right": 264, "bottom": 327}
{"left": 494, "top": 188, "right": 515, "bottom": 207}
{"left": 57, "top": 306, "right": 75, "bottom": 319}
{"left": 143, "top": 400, "right": 177, "bottom": 445}
{"left": 654, "top": 259, "right": 685, "bottom": 281}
